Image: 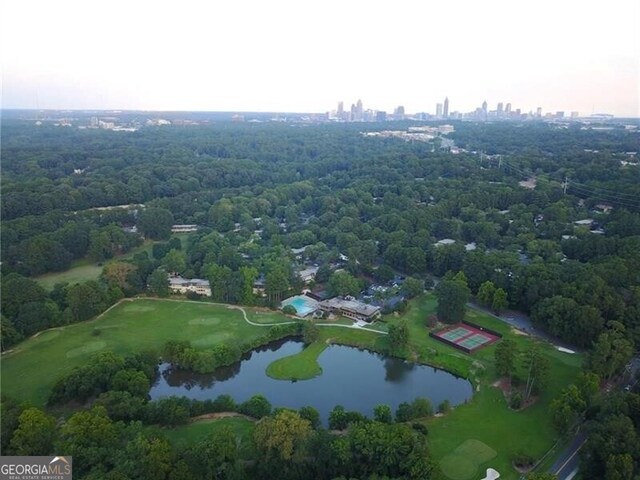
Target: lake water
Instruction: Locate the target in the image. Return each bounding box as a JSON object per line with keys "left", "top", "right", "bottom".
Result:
{"left": 150, "top": 339, "right": 473, "bottom": 425}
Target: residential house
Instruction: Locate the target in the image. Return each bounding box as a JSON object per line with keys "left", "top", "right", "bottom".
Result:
{"left": 169, "top": 276, "right": 211, "bottom": 296}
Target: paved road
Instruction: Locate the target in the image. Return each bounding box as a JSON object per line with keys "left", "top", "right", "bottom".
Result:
{"left": 467, "top": 301, "right": 580, "bottom": 352}
{"left": 549, "top": 432, "right": 587, "bottom": 480}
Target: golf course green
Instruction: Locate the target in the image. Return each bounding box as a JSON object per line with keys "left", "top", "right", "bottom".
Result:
{"left": 0, "top": 294, "right": 582, "bottom": 480}
{"left": 266, "top": 342, "right": 327, "bottom": 380}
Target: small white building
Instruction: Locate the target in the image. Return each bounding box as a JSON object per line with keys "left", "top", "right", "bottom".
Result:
{"left": 169, "top": 276, "right": 211, "bottom": 296}
{"left": 434, "top": 239, "right": 456, "bottom": 247}
{"left": 171, "top": 224, "right": 199, "bottom": 233}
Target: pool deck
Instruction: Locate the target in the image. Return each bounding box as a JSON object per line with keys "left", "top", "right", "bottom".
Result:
{"left": 281, "top": 295, "right": 320, "bottom": 317}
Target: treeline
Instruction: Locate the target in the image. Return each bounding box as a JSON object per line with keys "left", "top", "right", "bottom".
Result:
{"left": 1, "top": 397, "right": 438, "bottom": 480}
{"left": 3, "top": 347, "right": 444, "bottom": 479}
{"left": 162, "top": 323, "right": 300, "bottom": 373}
{"left": 580, "top": 391, "right": 640, "bottom": 479}
{"left": 0, "top": 274, "right": 125, "bottom": 350}
{"left": 3, "top": 121, "right": 640, "bottom": 354}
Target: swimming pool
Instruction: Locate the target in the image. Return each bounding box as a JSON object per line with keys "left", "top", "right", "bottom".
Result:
{"left": 281, "top": 295, "right": 319, "bottom": 317}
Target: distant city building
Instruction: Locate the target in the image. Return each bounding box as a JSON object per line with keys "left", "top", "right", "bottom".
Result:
{"left": 505, "top": 103, "right": 512, "bottom": 114}
{"left": 443, "top": 97, "right": 449, "bottom": 118}
{"left": 355, "top": 99, "right": 363, "bottom": 121}
{"left": 556, "top": 111, "right": 565, "bottom": 118}
{"left": 497, "top": 102, "right": 504, "bottom": 116}
{"left": 375, "top": 111, "right": 387, "bottom": 122}
{"left": 394, "top": 105, "right": 405, "bottom": 119}
{"left": 536, "top": 107, "right": 542, "bottom": 117}
{"left": 337, "top": 101, "right": 344, "bottom": 116}
{"left": 436, "top": 103, "right": 443, "bottom": 117}
{"left": 571, "top": 111, "right": 579, "bottom": 119}
{"left": 482, "top": 100, "right": 488, "bottom": 114}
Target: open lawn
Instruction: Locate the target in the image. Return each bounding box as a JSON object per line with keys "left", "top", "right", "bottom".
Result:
{"left": 1, "top": 298, "right": 291, "bottom": 406}
{"left": 382, "top": 294, "right": 583, "bottom": 480}
{"left": 266, "top": 342, "right": 327, "bottom": 380}
{"left": 34, "top": 234, "right": 190, "bottom": 290}
{"left": 161, "top": 416, "right": 256, "bottom": 455}
{"left": 1, "top": 293, "right": 581, "bottom": 480}
{"left": 35, "top": 263, "right": 105, "bottom": 291}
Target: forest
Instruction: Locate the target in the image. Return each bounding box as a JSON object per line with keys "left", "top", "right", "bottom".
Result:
{"left": 1, "top": 118, "right": 640, "bottom": 479}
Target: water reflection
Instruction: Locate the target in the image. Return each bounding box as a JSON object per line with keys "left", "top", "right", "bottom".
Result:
{"left": 383, "top": 357, "right": 416, "bottom": 383}
{"left": 150, "top": 340, "right": 472, "bottom": 426}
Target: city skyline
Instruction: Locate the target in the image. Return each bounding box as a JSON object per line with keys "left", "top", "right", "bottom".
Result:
{"left": 2, "top": 0, "right": 639, "bottom": 117}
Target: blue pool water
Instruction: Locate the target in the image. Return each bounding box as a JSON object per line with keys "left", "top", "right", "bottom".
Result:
{"left": 281, "top": 296, "right": 317, "bottom": 316}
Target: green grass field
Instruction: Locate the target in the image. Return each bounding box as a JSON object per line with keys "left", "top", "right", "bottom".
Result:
{"left": 266, "top": 342, "right": 327, "bottom": 380}
{"left": 0, "top": 299, "right": 291, "bottom": 405}
{"left": 1, "top": 293, "right": 581, "bottom": 480}
{"left": 440, "top": 439, "right": 497, "bottom": 480}
{"left": 380, "top": 295, "right": 583, "bottom": 480}
{"left": 34, "top": 234, "right": 190, "bottom": 290}
{"left": 161, "top": 416, "right": 256, "bottom": 454}
{"left": 35, "top": 263, "right": 105, "bottom": 291}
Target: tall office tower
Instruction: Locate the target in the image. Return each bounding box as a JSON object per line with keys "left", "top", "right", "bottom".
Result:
{"left": 337, "top": 101, "right": 344, "bottom": 117}
{"left": 436, "top": 103, "right": 443, "bottom": 117}
{"left": 394, "top": 105, "right": 405, "bottom": 116}
{"left": 482, "top": 100, "right": 488, "bottom": 113}
{"left": 356, "top": 99, "right": 363, "bottom": 120}
{"left": 536, "top": 107, "right": 542, "bottom": 117}
{"left": 350, "top": 103, "right": 357, "bottom": 121}
{"left": 571, "top": 111, "right": 579, "bottom": 120}
{"left": 505, "top": 103, "right": 512, "bottom": 114}
{"left": 443, "top": 97, "right": 449, "bottom": 118}
{"left": 497, "top": 102, "right": 504, "bottom": 116}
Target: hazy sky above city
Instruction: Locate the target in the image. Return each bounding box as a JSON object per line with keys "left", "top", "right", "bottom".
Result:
{"left": 2, "top": 0, "right": 639, "bottom": 116}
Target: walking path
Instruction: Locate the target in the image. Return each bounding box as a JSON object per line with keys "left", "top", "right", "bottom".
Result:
{"left": 227, "top": 304, "right": 387, "bottom": 334}
{"left": 2, "top": 296, "right": 387, "bottom": 357}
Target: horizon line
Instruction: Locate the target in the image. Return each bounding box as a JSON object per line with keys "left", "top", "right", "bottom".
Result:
{"left": 2, "top": 107, "right": 636, "bottom": 119}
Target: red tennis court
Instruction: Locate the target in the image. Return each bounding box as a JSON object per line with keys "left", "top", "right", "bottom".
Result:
{"left": 430, "top": 321, "right": 501, "bottom": 353}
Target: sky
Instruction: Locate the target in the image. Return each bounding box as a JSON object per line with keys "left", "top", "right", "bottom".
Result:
{"left": 2, "top": 0, "right": 639, "bottom": 116}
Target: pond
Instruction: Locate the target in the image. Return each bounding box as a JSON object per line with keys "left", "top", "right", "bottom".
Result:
{"left": 150, "top": 339, "right": 473, "bottom": 426}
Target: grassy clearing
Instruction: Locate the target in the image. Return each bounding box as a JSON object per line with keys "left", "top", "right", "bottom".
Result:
{"left": 380, "top": 294, "right": 582, "bottom": 480}
{"left": 266, "top": 342, "right": 328, "bottom": 380}
{"left": 440, "top": 439, "right": 497, "bottom": 480}
{"left": 161, "top": 416, "right": 255, "bottom": 449}
{"left": 34, "top": 234, "right": 190, "bottom": 290}
{"left": 0, "top": 299, "right": 290, "bottom": 406}
{"left": 318, "top": 325, "right": 389, "bottom": 351}
{"left": 35, "top": 264, "right": 105, "bottom": 290}
{"left": 1, "top": 293, "right": 581, "bottom": 480}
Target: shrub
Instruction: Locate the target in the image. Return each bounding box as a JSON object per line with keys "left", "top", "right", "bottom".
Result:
{"left": 510, "top": 391, "right": 523, "bottom": 409}
{"left": 282, "top": 305, "right": 297, "bottom": 315}
{"left": 438, "top": 400, "right": 451, "bottom": 414}
{"left": 512, "top": 451, "right": 534, "bottom": 468}
{"left": 185, "top": 291, "right": 202, "bottom": 301}
{"left": 411, "top": 423, "right": 428, "bottom": 435}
